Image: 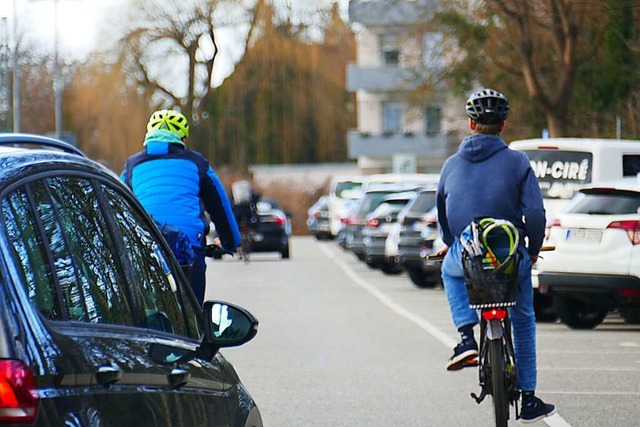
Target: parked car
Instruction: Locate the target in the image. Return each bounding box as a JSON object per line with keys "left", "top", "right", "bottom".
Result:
{"left": 396, "top": 188, "right": 442, "bottom": 288}
{"left": 0, "top": 134, "right": 261, "bottom": 426}
{"left": 328, "top": 175, "right": 365, "bottom": 238}
{"left": 538, "top": 178, "right": 640, "bottom": 329}
{"left": 307, "top": 195, "right": 332, "bottom": 240}
{"left": 337, "top": 198, "right": 359, "bottom": 250}
{"left": 363, "top": 191, "right": 416, "bottom": 273}
{"left": 345, "top": 185, "right": 417, "bottom": 261}
{"left": 249, "top": 197, "right": 292, "bottom": 258}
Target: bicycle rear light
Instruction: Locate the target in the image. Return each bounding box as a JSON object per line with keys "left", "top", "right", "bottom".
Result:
{"left": 481, "top": 308, "right": 508, "bottom": 321}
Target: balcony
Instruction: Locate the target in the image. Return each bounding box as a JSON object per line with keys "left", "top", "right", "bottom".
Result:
{"left": 347, "top": 64, "right": 420, "bottom": 92}
{"left": 349, "top": 0, "right": 435, "bottom": 26}
{"left": 347, "top": 130, "right": 452, "bottom": 159}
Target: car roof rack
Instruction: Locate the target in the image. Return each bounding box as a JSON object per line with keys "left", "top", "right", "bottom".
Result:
{"left": 0, "top": 133, "right": 86, "bottom": 158}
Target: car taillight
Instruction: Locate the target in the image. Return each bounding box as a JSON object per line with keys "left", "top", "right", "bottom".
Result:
{"left": 423, "top": 215, "right": 438, "bottom": 229}
{"left": 366, "top": 218, "right": 379, "bottom": 228}
{"left": 545, "top": 218, "right": 561, "bottom": 240}
{"left": 313, "top": 212, "right": 319, "bottom": 218}
{"left": 607, "top": 220, "right": 640, "bottom": 245}
{"left": 273, "top": 216, "right": 286, "bottom": 226}
{"left": 0, "top": 360, "right": 39, "bottom": 424}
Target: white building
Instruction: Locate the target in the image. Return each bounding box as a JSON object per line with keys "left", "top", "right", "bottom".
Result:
{"left": 347, "top": 0, "right": 466, "bottom": 173}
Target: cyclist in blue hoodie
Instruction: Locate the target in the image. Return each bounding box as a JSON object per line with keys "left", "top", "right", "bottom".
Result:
{"left": 436, "top": 89, "right": 555, "bottom": 423}
{"left": 121, "top": 109, "right": 240, "bottom": 306}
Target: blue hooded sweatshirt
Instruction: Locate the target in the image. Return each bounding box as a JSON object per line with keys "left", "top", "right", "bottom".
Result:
{"left": 436, "top": 134, "right": 546, "bottom": 256}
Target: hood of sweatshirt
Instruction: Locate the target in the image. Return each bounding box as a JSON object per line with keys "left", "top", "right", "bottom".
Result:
{"left": 457, "top": 134, "right": 508, "bottom": 163}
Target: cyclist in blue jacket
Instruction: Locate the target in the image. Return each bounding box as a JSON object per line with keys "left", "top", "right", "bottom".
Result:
{"left": 121, "top": 109, "right": 240, "bottom": 306}
{"left": 436, "top": 89, "right": 555, "bottom": 423}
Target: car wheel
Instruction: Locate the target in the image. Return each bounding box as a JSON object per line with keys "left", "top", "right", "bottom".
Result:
{"left": 364, "top": 256, "right": 380, "bottom": 269}
{"left": 380, "top": 262, "right": 402, "bottom": 275}
{"left": 620, "top": 308, "right": 640, "bottom": 324}
{"left": 281, "top": 244, "right": 290, "bottom": 259}
{"left": 553, "top": 296, "right": 608, "bottom": 329}
{"left": 533, "top": 292, "right": 558, "bottom": 323}
{"left": 407, "top": 268, "right": 438, "bottom": 289}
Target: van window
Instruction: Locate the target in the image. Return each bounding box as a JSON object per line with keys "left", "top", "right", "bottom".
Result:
{"left": 521, "top": 150, "right": 592, "bottom": 200}
{"left": 623, "top": 155, "right": 640, "bottom": 177}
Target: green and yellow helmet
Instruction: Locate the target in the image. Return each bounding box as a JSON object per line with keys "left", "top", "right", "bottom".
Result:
{"left": 147, "top": 109, "right": 189, "bottom": 139}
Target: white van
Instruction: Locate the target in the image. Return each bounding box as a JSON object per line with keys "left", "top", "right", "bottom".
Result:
{"left": 510, "top": 137, "right": 640, "bottom": 321}
{"left": 510, "top": 138, "right": 640, "bottom": 217}
{"left": 328, "top": 175, "right": 366, "bottom": 237}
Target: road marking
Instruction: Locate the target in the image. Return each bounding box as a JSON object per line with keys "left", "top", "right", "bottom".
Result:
{"left": 319, "top": 243, "right": 573, "bottom": 427}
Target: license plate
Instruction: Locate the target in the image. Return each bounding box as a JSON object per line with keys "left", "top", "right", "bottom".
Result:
{"left": 565, "top": 229, "right": 602, "bottom": 243}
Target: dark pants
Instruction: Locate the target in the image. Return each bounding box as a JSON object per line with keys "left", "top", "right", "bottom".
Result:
{"left": 190, "top": 247, "right": 207, "bottom": 307}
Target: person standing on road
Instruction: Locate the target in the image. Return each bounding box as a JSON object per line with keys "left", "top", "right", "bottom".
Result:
{"left": 435, "top": 89, "right": 556, "bottom": 423}
{"left": 121, "top": 109, "right": 240, "bottom": 306}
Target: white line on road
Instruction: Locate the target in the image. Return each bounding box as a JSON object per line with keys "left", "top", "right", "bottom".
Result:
{"left": 319, "top": 243, "right": 572, "bottom": 427}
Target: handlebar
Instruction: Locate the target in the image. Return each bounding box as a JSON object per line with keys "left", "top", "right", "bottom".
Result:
{"left": 205, "top": 244, "right": 235, "bottom": 258}
{"left": 426, "top": 245, "right": 555, "bottom": 262}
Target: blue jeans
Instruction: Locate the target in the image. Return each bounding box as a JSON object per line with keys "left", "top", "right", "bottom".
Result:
{"left": 441, "top": 238, "right": 537, "bottom": 391}
{"left": 190, "top": 247, "right": 207, "bottom": 307}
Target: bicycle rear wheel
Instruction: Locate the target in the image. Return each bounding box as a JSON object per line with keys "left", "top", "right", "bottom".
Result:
{"left": 489, "top": 339, "right": 508, "bottom": 427}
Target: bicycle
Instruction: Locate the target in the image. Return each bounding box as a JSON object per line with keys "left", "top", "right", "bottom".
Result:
{"left": 429, "top": 219, "right": 537, "bottom": 426}
{"left": 239, "top": 219, "right": 253, "bottom": 264}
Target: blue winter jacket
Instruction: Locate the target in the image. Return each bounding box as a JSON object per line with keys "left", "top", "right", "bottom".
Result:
{"left": 121, "top": 130, "right": 240, "bottom": 252}
{"left": 436, "top": 134, "right": 546, "bottom": 257}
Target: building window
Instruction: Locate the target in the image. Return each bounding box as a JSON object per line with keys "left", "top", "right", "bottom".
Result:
{"left": 425, "top": 106, "right": 442, "bottom": 136}
{"left": 422, "top": 32, "right": 444, "bottom": 69}
{"left": 380, "top": 34, "right": 400, "bottom": 66}
{"left": 383, "top": 102, "right": 403, "bottom": 134}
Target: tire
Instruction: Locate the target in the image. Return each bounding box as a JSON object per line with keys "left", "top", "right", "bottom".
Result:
{"left": 364, "top": 256, "right": 380, "bottom": 269}
{"left": 380, "top": 262, "right": 402, "bottom": 275}
{"left": 281, "top": 244, "right": 290, "bottom": 259}
{"left": 533, "top": 292, "right": 558, "bottom": 323}
{"left": 407, "top": 268, "right": 438, "bottom": 289}
{"left": 553, "top": 296, "right": 608, "bottom": 329}
{"left": 620, "top": 307, "right": 640, "bottom": 324}
{"left": 489, "top": 339, "right": 509, "bottom": 427}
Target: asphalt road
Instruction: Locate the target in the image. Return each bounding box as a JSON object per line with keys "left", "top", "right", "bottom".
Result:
{"left": 205, "top": 236, "right": 640, "bottom": 427}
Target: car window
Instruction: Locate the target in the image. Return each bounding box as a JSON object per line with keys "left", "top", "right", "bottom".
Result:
{"left": 3, "top": 188, "right": 62, "bottom": 320}
{"left": 358, "top": 192, "right": 394, "bottom": 216}
{"left": 3, "top": 177, "right": 135, "bottom": 325}
{"left": 568, "top": 190, "right": 640, "bottom": 215}
{"left": 101, "top": 185, "right": 202, "bottom": 339}
{"left": 406, "top": 191, "right": 436, "bottom": 214}
{"left": 42, "top": 177, "right": 136, "bottom": 324}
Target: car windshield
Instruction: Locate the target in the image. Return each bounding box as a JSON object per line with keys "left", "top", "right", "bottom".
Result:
{"left": 335, "top": 181, "right": 363, "bottom": 198}
{"left": 405, "top": 191, "right": 436, "bottom": 215}
{"left": 357, "top": 192, "right": 394, "bottom": 216}
{"left": 568, "top": 190, "right": 640, "bottom": 215}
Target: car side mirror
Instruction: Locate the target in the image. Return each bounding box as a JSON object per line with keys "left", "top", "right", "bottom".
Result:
{"left": 148, "top": 301, "right": 258, "bottom": 366}
{"left": 203, "top": 301, "right": 259, "bottom": 347}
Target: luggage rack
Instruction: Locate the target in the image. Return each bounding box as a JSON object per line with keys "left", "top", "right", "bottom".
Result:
{"left": 0, "top": 133, "right": 86, "bottom": 158}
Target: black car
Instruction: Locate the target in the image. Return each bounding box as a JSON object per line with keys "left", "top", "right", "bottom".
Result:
{"left": 250, "top": 197, "right": 291, "bottom": 258}
{"left": 362, "top": 191, "right": 416, "bottom": 273}
{"left": 0, "top": 134, "right": 261, "bottom": 426}
{"left": 397, "top": 188, "right": 442, "bottom": 288}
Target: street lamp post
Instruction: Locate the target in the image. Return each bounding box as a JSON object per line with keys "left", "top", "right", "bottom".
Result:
{"left": 12, "top": 0, "right": 20, "bottom": 132}
{"left": 53, "top": 0, "right": 61, "bottom": 138}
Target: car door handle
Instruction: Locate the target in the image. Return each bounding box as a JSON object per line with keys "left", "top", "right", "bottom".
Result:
{"left": 167, "top": 367, "right": 191, "bottom": 388}
{"left": 95, "top": 364, "right": 123, "bottom": 386}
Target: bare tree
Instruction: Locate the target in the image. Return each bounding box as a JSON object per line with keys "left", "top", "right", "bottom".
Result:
{"left": 118, "top": 0, "right": 250, "bottom": 122}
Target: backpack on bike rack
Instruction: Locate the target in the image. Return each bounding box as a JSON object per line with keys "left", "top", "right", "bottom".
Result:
{"left": 461, "top": 218, "right": 521, "bottom": 309}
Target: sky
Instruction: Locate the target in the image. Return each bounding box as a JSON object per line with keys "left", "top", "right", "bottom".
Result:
{"left": 1, "top": 0, "right": 350, "bottom": 86}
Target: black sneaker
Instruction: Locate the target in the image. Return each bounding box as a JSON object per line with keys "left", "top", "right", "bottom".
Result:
{"left": 446, "top": 337, "right": 478, "bottom": 371}
{"left": 518, "top": 396, "right": 556, "bottom": 424}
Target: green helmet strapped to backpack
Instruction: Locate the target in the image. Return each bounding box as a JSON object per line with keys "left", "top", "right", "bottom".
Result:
{"left": 147, "top": 109, "right": 190, "bottom": 139}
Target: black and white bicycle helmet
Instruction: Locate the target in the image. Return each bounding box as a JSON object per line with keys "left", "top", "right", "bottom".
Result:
{"left": 465, "top": 89, "right": 510, "bottom": 125}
